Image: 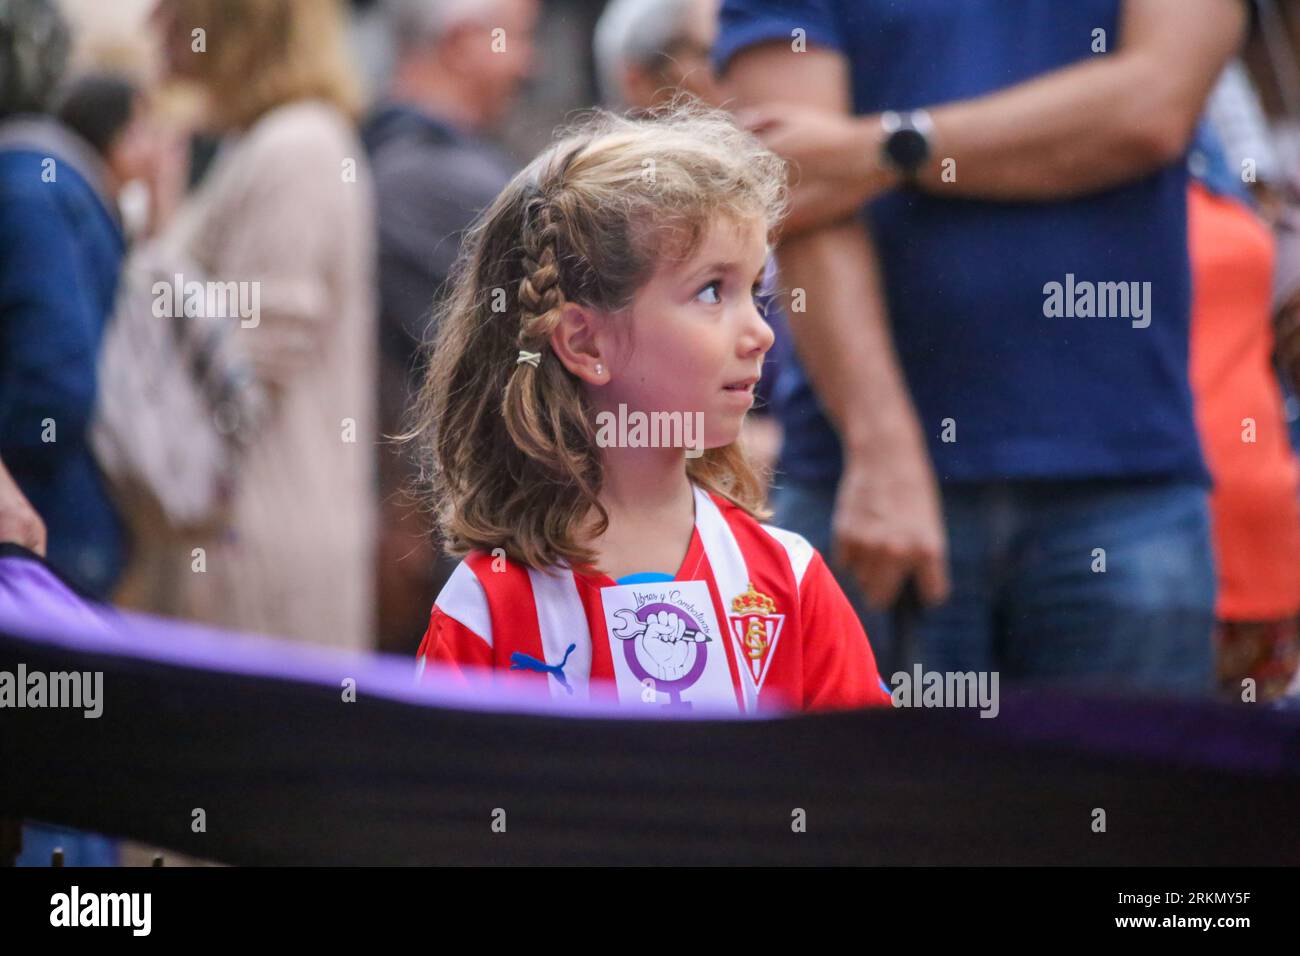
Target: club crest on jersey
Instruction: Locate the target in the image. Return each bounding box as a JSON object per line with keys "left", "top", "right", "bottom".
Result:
{"left": 728, "top": 582, "right": 784, "bottom": 694}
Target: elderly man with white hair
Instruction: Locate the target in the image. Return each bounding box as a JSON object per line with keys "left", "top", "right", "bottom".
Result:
{"left": 594, "top": 0, "right": 721, "bottom": 111}
{"left": 365, "top": 0, "right": 538, "bottom": 343}
{"left": 362, "top": 0, "right": 539, "bottom": 654}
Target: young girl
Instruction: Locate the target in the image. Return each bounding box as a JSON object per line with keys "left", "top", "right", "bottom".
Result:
{"left": 408, "top": 101, "right": 891, "bottom": 713}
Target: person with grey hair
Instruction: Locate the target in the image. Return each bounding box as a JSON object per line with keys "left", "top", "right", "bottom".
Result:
{"left": 593, "top": 0, "right": 721, "bottom": 111}
{"left": 0, "top": 0, "right": 127, "bottom": 866}
{"left": 361, "top": 0, "right": 539, "bottom": 653}
{"left": 385, "top": 0, "right": 493, "bottom": 50}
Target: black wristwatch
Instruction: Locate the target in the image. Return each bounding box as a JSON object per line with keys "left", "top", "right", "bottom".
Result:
{"left": 879, "top": 109, "right": 935, "bottom": 179}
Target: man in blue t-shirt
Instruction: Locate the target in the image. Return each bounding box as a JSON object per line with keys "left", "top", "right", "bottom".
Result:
{"left": 714, "top": 0, "right": 1248, "bottom": 694}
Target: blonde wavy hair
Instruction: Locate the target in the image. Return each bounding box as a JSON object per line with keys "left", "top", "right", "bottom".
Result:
{"left": 165, "top": 0, "right": 363, "bottom": 130}
{"left": 403, "top": 98, "right": 790, "bottom": 573}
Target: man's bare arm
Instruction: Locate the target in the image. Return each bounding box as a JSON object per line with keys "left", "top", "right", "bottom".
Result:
{"left": 740, "top": 0, "right": 1247, "bottom": 226}
{"left": 722, "top": 46, "right": 949, "bottom": 607}
{"left": 722, "top": 47, "right": 895, "bottom": 451}
{"left": 911, "top": 0, "right": 1247, "bottom": 198}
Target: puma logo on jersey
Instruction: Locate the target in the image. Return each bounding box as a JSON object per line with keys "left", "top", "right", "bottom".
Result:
{"left": 510, "top": 643, "right": 577, "bottom": 694}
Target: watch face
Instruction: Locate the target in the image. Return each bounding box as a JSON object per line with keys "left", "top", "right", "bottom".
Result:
{"left": 886, "top": 127, "right": 930, "bottom": 172}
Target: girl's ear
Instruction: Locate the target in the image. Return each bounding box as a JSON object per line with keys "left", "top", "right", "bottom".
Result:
{"left": 549, "top": 302, "right": 610, "bottom": 384}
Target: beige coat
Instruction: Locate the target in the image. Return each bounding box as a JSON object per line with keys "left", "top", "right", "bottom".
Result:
{"left": 119, "top": 100, "right": 378, "bottom": 650}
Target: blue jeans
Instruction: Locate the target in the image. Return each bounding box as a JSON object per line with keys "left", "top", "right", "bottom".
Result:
{"left": 773, "top": 476, "right": 1216, "bottom": 696}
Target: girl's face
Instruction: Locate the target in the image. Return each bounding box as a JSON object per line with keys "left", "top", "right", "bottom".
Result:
{"left": 594, "top": 214, "right": 775, "bottom": 451}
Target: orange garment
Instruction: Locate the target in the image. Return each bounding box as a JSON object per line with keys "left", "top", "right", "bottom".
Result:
{"left": 1188, "top": 182, "right": 1300, "bottom": 619}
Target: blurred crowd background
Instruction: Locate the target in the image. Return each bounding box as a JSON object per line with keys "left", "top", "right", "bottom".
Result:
{"left": 4, "top": 0, "right": 1300, "bottom": 861}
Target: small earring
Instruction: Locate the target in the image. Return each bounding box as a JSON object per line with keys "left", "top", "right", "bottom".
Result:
{"left": 595, "top": 363, "right": 604, "bottom": 375}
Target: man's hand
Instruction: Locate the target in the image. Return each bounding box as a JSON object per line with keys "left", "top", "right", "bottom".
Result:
{"left": 833, "top": 438, "right": 950, "bottom": 610}
{"left": 736, "top": 106, "right": 897, "bottom": 232}
{"left": 0, "top": 457, "right": 46, "bottom": 556}
{"left": 773, "top": 220, "right": 952, "bottom": 612}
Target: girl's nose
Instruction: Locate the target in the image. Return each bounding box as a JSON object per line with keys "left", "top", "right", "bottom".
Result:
{"left": 742, "top": 300, "right": 776, "bottom": 356}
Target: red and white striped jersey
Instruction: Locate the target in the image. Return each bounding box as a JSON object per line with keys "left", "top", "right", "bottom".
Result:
{"left": 416, "top": 484, "right": 891, "bottom": 713}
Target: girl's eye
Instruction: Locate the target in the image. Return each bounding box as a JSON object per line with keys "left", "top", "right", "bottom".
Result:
{"left": 695, "top": 280, "right": 723, "bottom": 305}
{"left": 752, "top": 283, "right": 769, "bottom": 315}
